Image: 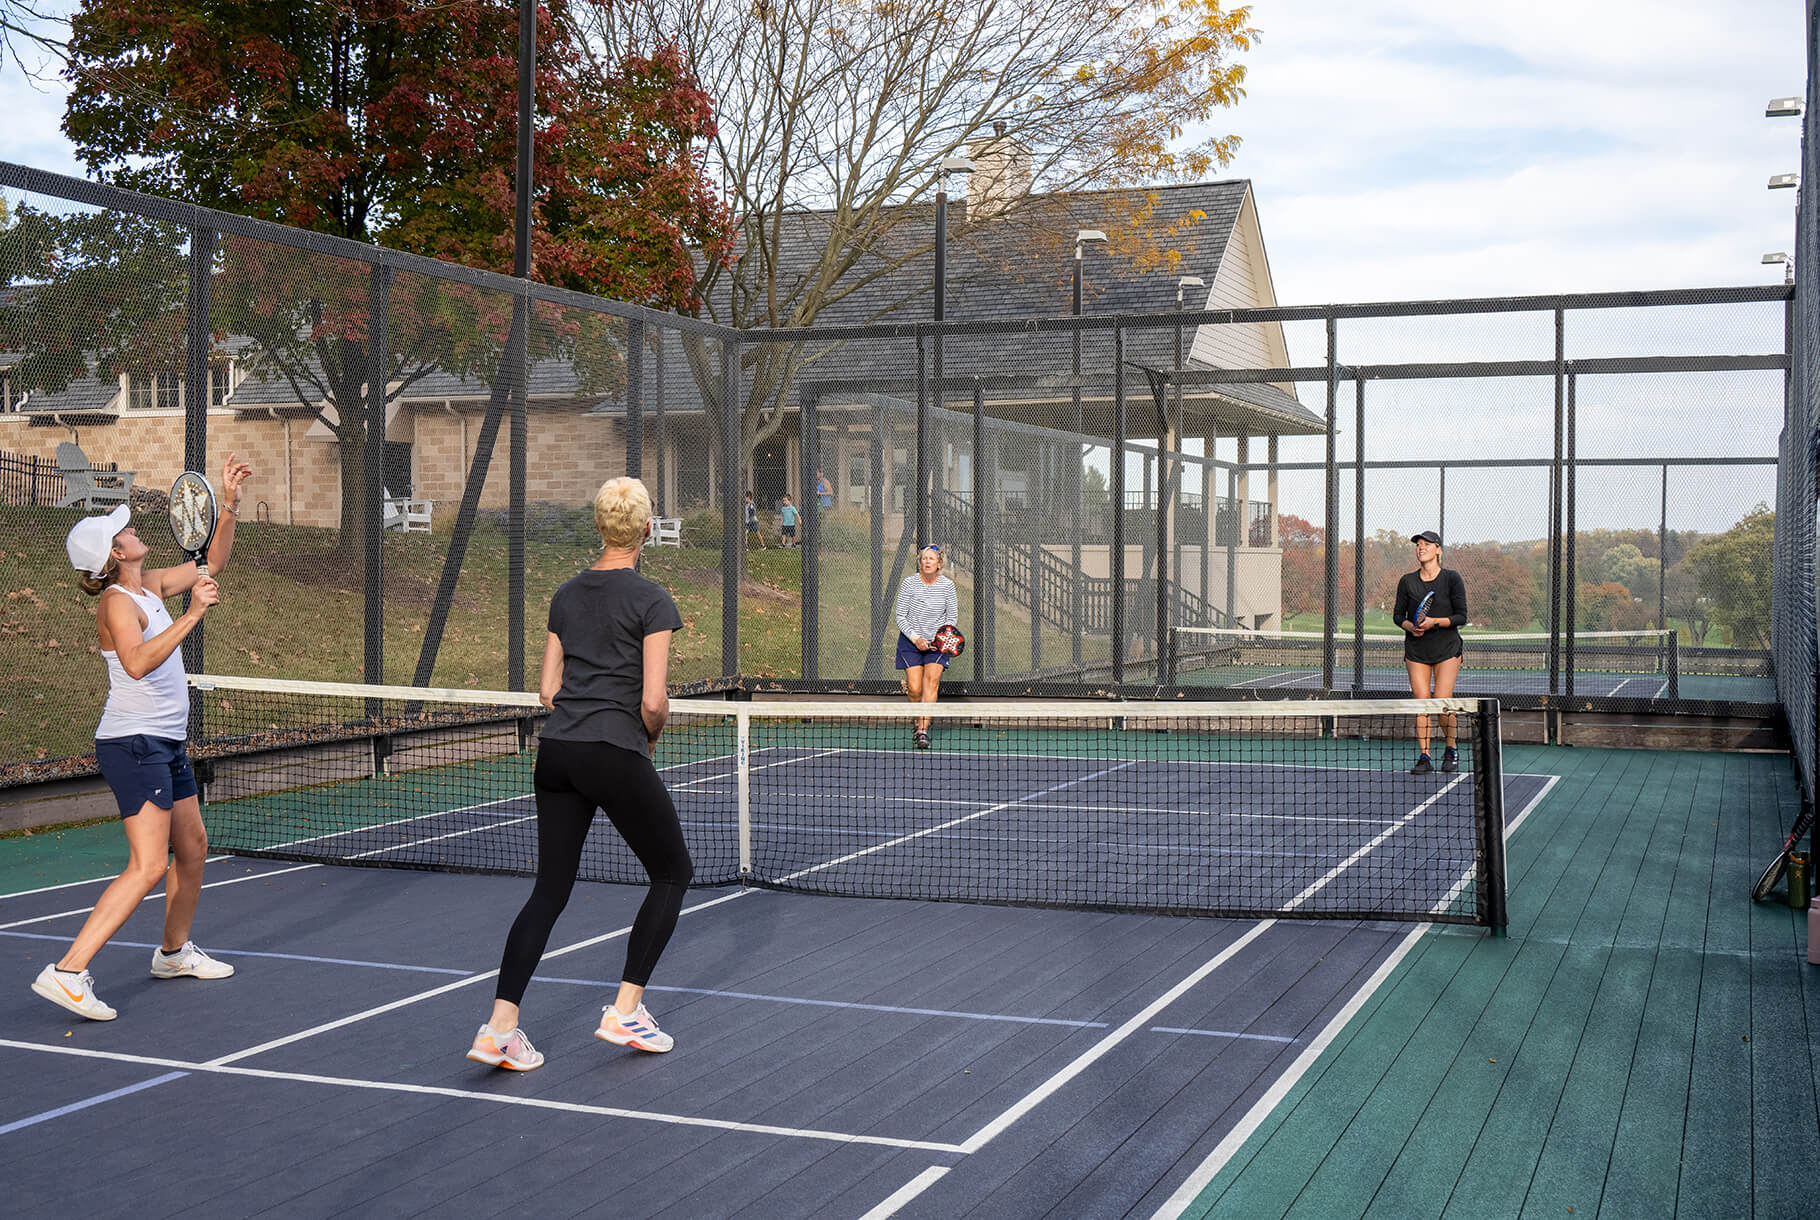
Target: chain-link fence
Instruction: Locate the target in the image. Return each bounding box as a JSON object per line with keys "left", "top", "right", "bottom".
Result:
{"left": 1771, "top": 0, "right": 1818, "bottom": 814}
{"left": 0, "top": 159, "right": 1797, "bottom": 790}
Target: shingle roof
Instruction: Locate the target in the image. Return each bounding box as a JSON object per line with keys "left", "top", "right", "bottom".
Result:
{"left": 730, "top": 181, "right": 1320, "bottom": 436}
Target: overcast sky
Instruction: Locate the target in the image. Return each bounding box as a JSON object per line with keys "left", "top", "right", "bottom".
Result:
{"left": 1209, "top": 0, "right": 1805, "bottom": 303}
{"left": 4, "top": 1, "right": 1804, "bottom": 299}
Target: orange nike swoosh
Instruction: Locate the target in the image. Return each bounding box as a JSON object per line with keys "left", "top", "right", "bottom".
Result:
{"left": 55, "top": 977, "right": 85, "bottom": 1003}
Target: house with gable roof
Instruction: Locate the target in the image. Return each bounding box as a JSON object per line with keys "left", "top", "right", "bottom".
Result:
{"left": 2, "top": 157, "right": 1313, "bottom": 627}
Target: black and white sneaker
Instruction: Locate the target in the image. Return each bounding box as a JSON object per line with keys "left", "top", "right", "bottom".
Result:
{"left": 914, "top": 730, "right": 930, "bottom": 751}
{"left": 1409, "top": 753, "right": 1433, "bottom": 775}
{"left": 1441, "top": 747, "right": 1459, "bottom": 773}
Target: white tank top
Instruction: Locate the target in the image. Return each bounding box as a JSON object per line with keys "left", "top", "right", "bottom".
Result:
{"left": 95, "top": 584, "right": 190, "bottom": 742}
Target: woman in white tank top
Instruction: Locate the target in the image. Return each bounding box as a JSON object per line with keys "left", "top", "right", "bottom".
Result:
{"left": 30, "top": 455, "right": 252, "bottom": 1022}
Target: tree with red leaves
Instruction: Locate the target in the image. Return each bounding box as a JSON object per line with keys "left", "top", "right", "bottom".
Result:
{"left": 48, "top": 0, "right": 730, "bottom": 551}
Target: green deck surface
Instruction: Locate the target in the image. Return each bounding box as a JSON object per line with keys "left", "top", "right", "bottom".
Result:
{"left": 1178, "top": 744, "right": 1818, "bottom": 1218}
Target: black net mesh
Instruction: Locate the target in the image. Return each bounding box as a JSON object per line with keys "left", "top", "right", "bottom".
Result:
{"left": 188, "top": 674, "right": 1507, "bottom": 925}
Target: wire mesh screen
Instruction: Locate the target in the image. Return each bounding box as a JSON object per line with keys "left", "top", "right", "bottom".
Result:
{"left": 0, "top": 157, "right": 1799, "bottom": 801}
{"left": 188, "top": 674, "right": 1508, "bottom": 925}
{"left": 1772, "top": 3, "right": 1818, "bottom": 807}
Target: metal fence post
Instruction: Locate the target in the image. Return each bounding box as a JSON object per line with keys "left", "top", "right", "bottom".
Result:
{"left": 181, "top": 224, "right": 216, "bottom": 690}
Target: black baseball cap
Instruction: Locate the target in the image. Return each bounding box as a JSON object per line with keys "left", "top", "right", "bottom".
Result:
{"left": 1411, "top": 530, "right": 1442, "bottom": 545}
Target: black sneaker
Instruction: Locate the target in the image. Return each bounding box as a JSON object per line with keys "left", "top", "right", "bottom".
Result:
{"left": 914, "top": 730, "right": 930, "bottom": 750}
{"left": 1441, "top": 748, "right": 1459, "bottom": 773}
{"left": 1410, "top": 753, "right": 1433, "bottom": 775}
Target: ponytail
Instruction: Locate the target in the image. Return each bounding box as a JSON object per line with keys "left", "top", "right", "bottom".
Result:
{"left": 77, "top": 555, "right": 120, "bottom": 597}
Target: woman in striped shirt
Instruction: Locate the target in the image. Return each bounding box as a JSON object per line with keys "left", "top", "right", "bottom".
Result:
{"left": 894, "top": 545, "right": 959, "bottom": 750}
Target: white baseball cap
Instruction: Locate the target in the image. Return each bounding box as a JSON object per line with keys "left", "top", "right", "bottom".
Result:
{"left": 65, "top": 504, "right": 131, "bottom": 576}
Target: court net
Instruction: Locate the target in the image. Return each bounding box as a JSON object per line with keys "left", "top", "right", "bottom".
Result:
{"left": 187, "top": 674, "right": 1508, "bottom": 927}
{"left": 1169, "top": 626, "right": 1678, "bottom": 697}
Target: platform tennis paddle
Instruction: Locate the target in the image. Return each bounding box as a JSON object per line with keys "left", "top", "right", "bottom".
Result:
{"left": 1753, "top": 805, "right": 1816, "bottom": 901}
{"left": 168, "top": 470, "right": 219, "bottom": 577}
{"left": 933, "top": 624, "right": 965, "bottom": 657}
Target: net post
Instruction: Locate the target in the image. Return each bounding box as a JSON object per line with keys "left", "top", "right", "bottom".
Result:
{"left": 1164, "top": 627, "right": 1178, "bottom": 687}
{"left": 1473, "top": 698, "right": 1508, "bottom": 932}
{"left": 1666, "top": 631, "right": 1680, "bottom": 700}
{"left": 736, "top": 707, "right": 752, "bottom": 881}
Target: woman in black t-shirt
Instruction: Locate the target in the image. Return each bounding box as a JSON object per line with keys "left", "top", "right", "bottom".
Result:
{"left": 467, "top": 476, "right": 692, "bottom": 1071}
{"left": 1394, "top": 530, "right": 1469, "bottom": 775}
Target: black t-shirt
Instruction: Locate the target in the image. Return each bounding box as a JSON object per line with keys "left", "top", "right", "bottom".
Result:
{"left": 1393, "top": 568, "right": 1469, "bottom": 664}
{"left": 540, "top": 568, "right": 684, "bottom": 755}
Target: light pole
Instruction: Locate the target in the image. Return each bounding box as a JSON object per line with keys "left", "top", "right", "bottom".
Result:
{"left": 1070, "top": 229, "right": 1107, "bottom": 669}
{"left": 1764, "top": 252, "right": 1794, "bottom": 285}
{"left": 935, "top": 156, "right": 974, "bottom": 323}
{"left": 1173, "top": 276, "right": 1204, "bottom": 632}
{"left": 920, "top": 155, "right": 974, "bottom": 547}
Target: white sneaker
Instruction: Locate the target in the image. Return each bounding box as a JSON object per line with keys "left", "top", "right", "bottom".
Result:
{"left": 595, "top": 1003, "right": 674, "bottom": 1053}
{"left": 32, "top": 963, "right": 118, "bottom": 1021}
{"left": 150, "top": 942, "right": 235, "bottom": 980}
{"left": 467, "top": 1024, "right": 545, "bottom": 1071}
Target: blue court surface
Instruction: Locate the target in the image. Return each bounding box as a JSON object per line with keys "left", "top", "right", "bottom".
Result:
{"left": 0, "top": 772, "right": 1550, "bottom": 1217}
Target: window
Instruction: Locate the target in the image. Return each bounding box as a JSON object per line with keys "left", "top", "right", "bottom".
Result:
{"left": 209, "top": 359, "right": 234, "bottom": 408}
{"left": 128, "top": 370, "right": 181, "bottom": 411}
{"left": 127, "top": 361, "right": 235, "bottom": 410}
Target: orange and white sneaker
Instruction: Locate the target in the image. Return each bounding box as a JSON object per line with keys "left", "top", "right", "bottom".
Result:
{"left": 467, "top": 1024, "right": 544, "bottom": 1071}
{"left": 595, "top": 1003, "right": 674, "bottom": 1053}
{"left": 32, "top": 963, "right": 117, "bottom": 1021}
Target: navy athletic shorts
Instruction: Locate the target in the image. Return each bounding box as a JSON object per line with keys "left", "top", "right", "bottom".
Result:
{"left": 95, "top": 735, "right": 197, "bottom": 819}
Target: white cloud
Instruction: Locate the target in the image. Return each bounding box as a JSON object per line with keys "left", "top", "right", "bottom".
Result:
{"left": 1213, "top": 0, "right": 1805, "bottom": 303}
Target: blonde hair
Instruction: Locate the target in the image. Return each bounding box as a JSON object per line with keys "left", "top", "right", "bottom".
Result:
{"left": 593, "top": 476, "right": 653, "bottom": 549}
{"left": 77, "top": 554, "right": 121, "bottom": 597}
{"left": 920, "top": 545, "right": 945, "bottom": 571}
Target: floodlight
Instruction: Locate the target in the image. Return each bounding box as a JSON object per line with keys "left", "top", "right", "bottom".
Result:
{"left": 1176, "top": 275, "right": 1205, "bottom": 307}
{"left": 1764, "top": 252, "right": 1792, "bottom": 265}
{"left": 939, "top": 155, "right": 975, "bottom": 177}
{"left": 1767, "top": 97, "right": 1804, "bottom": 117}
{"left": 1769, "top": 173, "right": 1800, "bottom": 190}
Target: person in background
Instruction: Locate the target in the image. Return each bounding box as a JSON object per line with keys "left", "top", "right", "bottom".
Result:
{"left": 779, "top": 494, "right": 798, "bottom": 548}
{"left": 815, "top": 469, "right": 834, "bottom": 511}
{"left": 1395, "top": 529, "right": 1469, "bottom": 775}
{"left": 744, "top": 490, "right": 766, "bottom": 549}
{"left": 893, "top": 544, "right": 959, "bottom": 751}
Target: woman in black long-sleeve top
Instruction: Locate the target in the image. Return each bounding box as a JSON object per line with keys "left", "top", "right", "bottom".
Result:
{"left": 1394, "top": 530, "right": 1469, "bottom": 775}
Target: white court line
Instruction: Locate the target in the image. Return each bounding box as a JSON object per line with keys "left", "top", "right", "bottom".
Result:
{"left": 0, "top": 1070, "right": 190, "bottom": 1136}
{"left": 1282, "top": 776, "right": 1468, "bottom": 913}
{"left": 1150, "top": 1027, "right": 1298, "bottom": 1044}
{"left": 0, "top": 863, "right": 321, "bottom": 931}
{"left": 1146, "top": 923, "right": 1429, "bottom": 1220}
{"left": 1428, "top": 772, "right": 1560, "bottom": 917}
{"left": 1147, "top": 769, "right": 1561, "bottom": 1220}
{"left": 954, "top": 921, "right": 1276, "bottom": 1156}
{"left": 0, "top": 854, "right": 244, "bottom": 902}
{"left": 775, "top": 762, "right": 1139, "bottom": 884}
{"left": 0, "top": 1039, "right": 963, "bottom": 1152}
{"left": 860, "top": 1165, "right": 955, "bottom": 1220}
{"left": 0, "top": 927, "right": 1110, "bottom": 1029}
{"left": 204, "top": 888, "right": 751, "bottom": 1067}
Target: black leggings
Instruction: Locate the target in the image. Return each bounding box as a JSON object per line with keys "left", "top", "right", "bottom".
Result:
{"left": 494, "top": 736, "right": 694, "bottom": 1005}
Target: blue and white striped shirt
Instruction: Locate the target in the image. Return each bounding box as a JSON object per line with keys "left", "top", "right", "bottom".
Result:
{"left": 894, "top": 574, "right": 958, "bottom": 645}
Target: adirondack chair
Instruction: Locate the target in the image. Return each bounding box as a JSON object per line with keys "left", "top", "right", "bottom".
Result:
{"left": 382, "top": 488, "right": 433, "bottom": 532}
{"left": 54, "top": 442, "right": 136, "bottom": 510}
{"left": 649, "top": 516, "right": 683, "bottom": 547}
